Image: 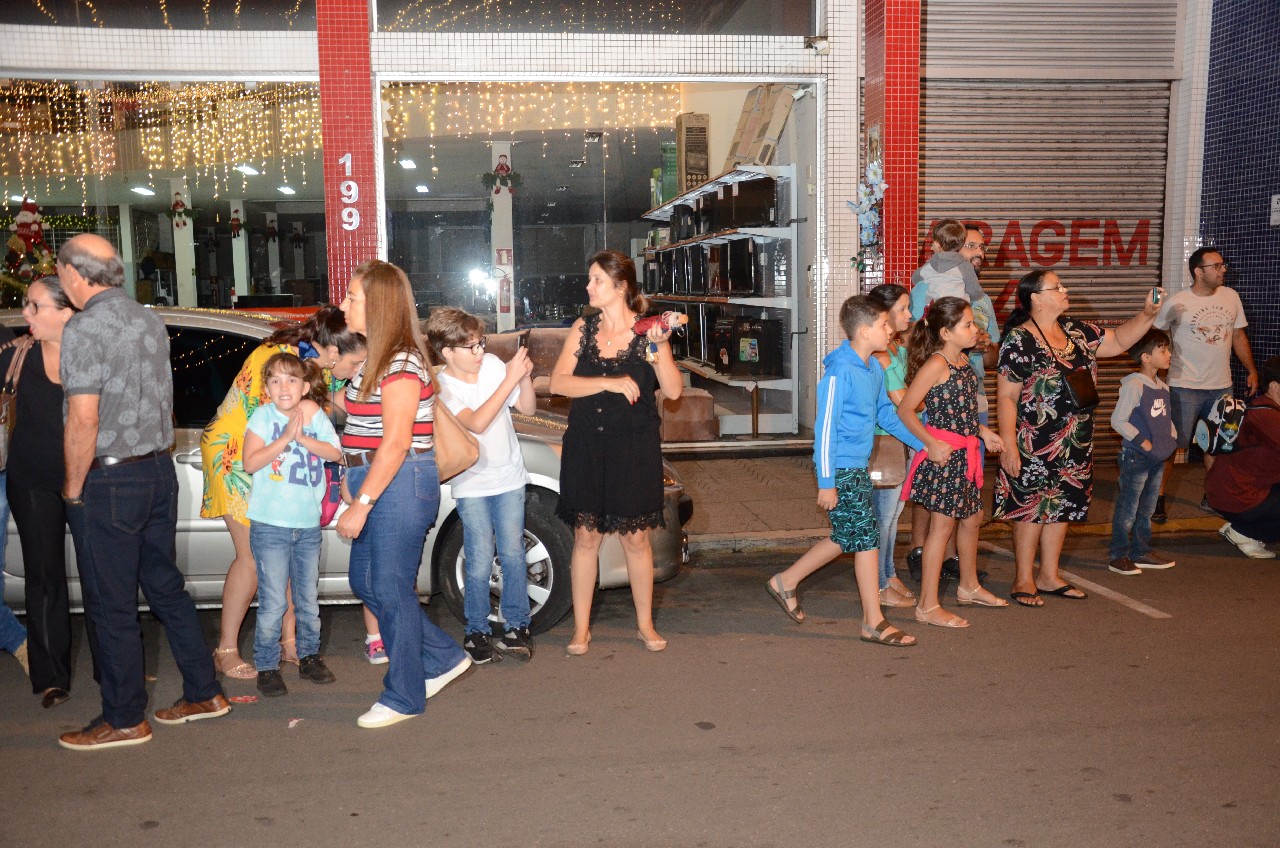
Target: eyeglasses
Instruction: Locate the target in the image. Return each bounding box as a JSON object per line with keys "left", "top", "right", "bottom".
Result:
{"left": 1039, "top": 284, "right": 1069, "bottom": 294}
{"left": 1198, "top": 262, "right": 1228, "bottom": 271}
{"left": 21, "top": 297, "right": 52, "bottom": 314}
{"left": 450, "top": 339, "right": 486, "bottom": 355}
{"left": 963, "top": 242, "right": 987, "bottom": 253}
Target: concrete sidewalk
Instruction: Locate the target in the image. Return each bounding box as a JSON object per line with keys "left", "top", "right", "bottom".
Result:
{"left": 669, "top": 450, "right": 1225, "bottom": 552}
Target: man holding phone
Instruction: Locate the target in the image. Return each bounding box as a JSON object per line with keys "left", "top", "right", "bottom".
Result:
{"left": 1151, "top": 246, "right": 1260, "bottom": 522}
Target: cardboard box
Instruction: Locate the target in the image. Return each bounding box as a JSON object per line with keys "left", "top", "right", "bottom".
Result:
{"left": 675, "top": 113, "right": 710, "bottom": 191}
{"left": 724, "top": 84, "right": 795, "bottom": 169}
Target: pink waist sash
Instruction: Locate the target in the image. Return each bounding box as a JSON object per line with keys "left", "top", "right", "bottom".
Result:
{"left": 901, "top": 425, "right": 982, "bottom": 501}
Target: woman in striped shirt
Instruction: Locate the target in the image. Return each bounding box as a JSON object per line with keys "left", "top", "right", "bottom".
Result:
{"left": 337, "top": 260, "right": 469, "bottom": 729}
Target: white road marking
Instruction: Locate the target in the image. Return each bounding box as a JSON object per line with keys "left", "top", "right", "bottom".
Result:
{"left": 978, "top": 541, "right": 1173, "bottom": 619}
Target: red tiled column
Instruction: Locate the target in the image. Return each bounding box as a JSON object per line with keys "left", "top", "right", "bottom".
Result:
{"left": 317, "top": 0, "right": 378, "bottom": 303}
{"left": 863, "top": 0, "right": 921, "bottom": 287}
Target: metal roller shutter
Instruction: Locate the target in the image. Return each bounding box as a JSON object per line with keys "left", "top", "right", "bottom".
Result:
{"left": 919, "top": 79, "right": 1171, "bottom": 459}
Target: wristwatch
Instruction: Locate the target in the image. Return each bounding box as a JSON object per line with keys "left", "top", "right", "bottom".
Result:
{"left": 357, "top": 492, "right": 377, "bottom": 506}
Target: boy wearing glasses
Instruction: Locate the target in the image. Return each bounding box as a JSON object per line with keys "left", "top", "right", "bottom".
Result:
{"left": 427, "top": 309, "right": 537, "bottom": 664}
{"left": 1151, "top": 247, "right": 1259, "bottom": 521}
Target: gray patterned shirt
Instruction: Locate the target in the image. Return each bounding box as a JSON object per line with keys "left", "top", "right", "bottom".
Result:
{"left": 60, "top": 287, "right": 173, "bottom": 458}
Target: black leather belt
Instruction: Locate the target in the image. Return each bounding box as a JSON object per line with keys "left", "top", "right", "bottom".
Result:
{"left": 90, "top": 449, "right": 165, "bottom": 470}
{"left": 343, "top": 446, "right": 432, "bottom": 468}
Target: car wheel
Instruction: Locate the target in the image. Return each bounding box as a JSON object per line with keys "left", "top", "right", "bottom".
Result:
{"left": 436, "top": 488, "right": 574, "bottom": 636}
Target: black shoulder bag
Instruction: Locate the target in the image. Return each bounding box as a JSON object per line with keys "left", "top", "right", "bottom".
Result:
{"left": 1029, "top": 317, "right": 1099, "bottom": 413}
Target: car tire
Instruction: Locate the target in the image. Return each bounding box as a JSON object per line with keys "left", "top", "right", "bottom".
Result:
{"left": 436, "top": 487, "right": 574, "bottom": 636}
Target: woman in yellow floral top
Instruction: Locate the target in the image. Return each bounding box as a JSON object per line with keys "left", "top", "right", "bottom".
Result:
{"left": 202, "top": 305, "right": 366, "bottom": 678}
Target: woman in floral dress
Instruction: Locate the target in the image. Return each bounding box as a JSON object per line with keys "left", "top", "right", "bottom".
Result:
{"left": 994, "top": 269, "right": 1160, "bottom": 607}
{"left": 202, "top": 305, "right": 365, "bottom": 677}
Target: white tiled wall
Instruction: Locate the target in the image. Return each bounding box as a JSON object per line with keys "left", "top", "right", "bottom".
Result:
{"left": 1162, "top": 0, "right": 1213, "bottom": 293}
{"left": 0, "top": 25, "right": 319, "bottom": 78}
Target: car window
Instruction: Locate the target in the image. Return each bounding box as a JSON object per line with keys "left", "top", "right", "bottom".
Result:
{"left": 169, "top": 326, "right": 259, "bottom": 429}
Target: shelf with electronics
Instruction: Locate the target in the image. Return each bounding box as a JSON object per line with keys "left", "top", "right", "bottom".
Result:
{"left": 640, "top": 164, "right": 798, "bottom": 436}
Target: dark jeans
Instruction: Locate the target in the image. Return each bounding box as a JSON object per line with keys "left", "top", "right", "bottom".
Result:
{"left": 1109, "top": 447, "right": 1166, "bottom": 561}
{"left": 347, "top": 451, "right": 466, "bottom": 716}
{"left": 7, "top": 477, "right": 73, "bottom": 692}
{"left": 1217, "top": 483, "right": 1280, "bottom": 544}
{"left": 66, "top": 454, "right": 221, "bottom": 728}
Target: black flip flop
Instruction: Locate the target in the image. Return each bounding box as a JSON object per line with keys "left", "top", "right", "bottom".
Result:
{"left": 1010, "top": 591, "right": 1043, "bottom": 608}
{"left": 1039, "top": 583, "right": 1088, "bottom": 600}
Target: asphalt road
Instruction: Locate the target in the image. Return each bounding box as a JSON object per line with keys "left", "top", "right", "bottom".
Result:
{"left": 2, "top": 532, "right": 1276, "bottom": 848}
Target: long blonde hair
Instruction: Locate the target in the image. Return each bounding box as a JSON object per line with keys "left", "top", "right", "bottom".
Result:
{"left": 353, "top": 260, "right": 427, "bottom": 401}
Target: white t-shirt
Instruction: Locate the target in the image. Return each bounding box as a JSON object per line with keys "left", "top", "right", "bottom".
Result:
{"left": 438, "top": 353, "right": 530, "bottom": 498}
{"left": 1154, "top": 285, "right": 1248, "bottom": 390}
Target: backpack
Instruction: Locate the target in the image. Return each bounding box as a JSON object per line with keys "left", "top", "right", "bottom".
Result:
{"left": 1193, "top": 395, "right": 1247, "bottom": 455}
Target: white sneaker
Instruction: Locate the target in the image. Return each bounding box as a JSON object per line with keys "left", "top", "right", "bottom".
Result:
{"left": 1219, "top": 523, "right": 1276, "bottom": 559}
{"left": 425, "top": 656, "right": 472, "bottom": 699}
{"left": 357, "top": 702, "right": 415, "bottom": 729}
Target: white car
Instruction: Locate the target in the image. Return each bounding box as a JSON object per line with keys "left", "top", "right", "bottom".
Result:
{"left": 0, "top": 308, "right": 691, "bottom": 634}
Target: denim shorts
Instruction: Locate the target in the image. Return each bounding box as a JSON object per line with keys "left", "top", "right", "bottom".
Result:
{"left": 1170, "top": 386, "right": 1230, "bottom": 449}
{"left": 828, "top": 468, "right": 879, "bottom": 554}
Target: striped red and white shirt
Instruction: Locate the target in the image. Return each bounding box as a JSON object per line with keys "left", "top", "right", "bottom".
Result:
{"left": 341, "top": 350, "right": 435, "bottom": 452}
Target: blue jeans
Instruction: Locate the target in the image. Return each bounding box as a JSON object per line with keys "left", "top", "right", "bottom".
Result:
{"left": 1109, "top": 447, "right": 1167, "bottom": 560}
{"left": 870, "top": 482, "right": 906, "bottom": 590}
{"left": 346, "top": 452, "right": 466, "bottom": 715}
{"left": 251, "top": 522, "right": 322, "bottom": 671}
{"left": 1170, "top": 386, "right": 1229, "bottom": 450}
{"left": 0, "top": 471, "right": 27, "bottom": 655}
{"left": 66, "top": 455, "right": 221, "bottom": 728}
{"left": 457, "top": 488, "right": 530, "bottom": 634}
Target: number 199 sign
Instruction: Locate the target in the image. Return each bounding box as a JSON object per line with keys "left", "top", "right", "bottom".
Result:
{"left": 338, "top": 152, "right": 360, "bottom": 231}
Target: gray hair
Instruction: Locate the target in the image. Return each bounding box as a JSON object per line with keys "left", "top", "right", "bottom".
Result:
{"left": 30, "top": 275, "right": 78, "bottom": 312}
{"left": 57, "top": 239, "right": 125, "bottom": 288}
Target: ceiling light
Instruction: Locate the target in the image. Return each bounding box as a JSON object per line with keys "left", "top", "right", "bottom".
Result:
{"left": 584, "top": 131, "right": 603, "bottom": 143}
{"left": 415, "top": 185, "right": 430, "bottom": 193}
{"left": 398, "top": 158, "right": 417, "bottom": 170}
{"left": 277, "top": 186, "right": 296, "bottom": 195}
{"left": 546, "top": 202, "right": 557, "bottom": 207}
{"left": 234, "top": 164, "right": 259, "bottom": 176}
{"left": 569, "top": 159, "right": 585, "bottom": 168}
{"left": 556, "top": 185, "right": 569, "bottom": 192}
{"left": 131, "top": 186, "right": 156, "bottom": 196}
{"left": 9, "top": 195, "right": 25, "bottom": 202}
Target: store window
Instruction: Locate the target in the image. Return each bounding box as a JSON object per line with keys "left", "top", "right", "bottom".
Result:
{"left": 1, "top": 79, "right": 326, "bottom": 307}
{"left": 376, "top": 0, "right": 811, "bottom": 34}
{"left": 9, "top": 0, "right": 315, "bottom": 29}
{"left": 381, "top": 81, "right": 681, "bottom": 324}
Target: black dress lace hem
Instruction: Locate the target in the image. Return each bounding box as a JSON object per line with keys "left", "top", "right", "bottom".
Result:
{"left": 555, "top": 506, "right": 665, "bottom": 534}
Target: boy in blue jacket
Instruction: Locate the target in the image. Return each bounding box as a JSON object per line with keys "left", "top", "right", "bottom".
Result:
{"left": 765, "top": 296, "right": 925, "bottom": 646}
{"left": 1108, "top": 329, "right": 1178, "bottom": 574}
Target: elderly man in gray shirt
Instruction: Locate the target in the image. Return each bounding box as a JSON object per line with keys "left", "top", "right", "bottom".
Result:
{"left": 55, "top": 233, "right": 230, "bottom": 751}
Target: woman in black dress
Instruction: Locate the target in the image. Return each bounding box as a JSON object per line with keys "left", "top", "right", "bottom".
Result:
{"left": 994, "top": 269, "right": 1160, "bottom": 606}
{"left": 550, "top": 250, "right": 683, "bottom": 655}
{"left": 1, "top": 276, "right": 78, "bottom": 707}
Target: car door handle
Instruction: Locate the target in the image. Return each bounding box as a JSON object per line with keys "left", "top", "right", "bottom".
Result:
{"left": 176, "top": 452, "right": 202, "bottom": 466}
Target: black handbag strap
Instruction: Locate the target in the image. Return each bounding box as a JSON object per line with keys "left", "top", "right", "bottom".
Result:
{"left": 1028, "top": 316, "right": 1086, "bottom": 374}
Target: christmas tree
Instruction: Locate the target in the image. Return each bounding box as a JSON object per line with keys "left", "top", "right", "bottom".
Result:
{"left": 3, "top": 197, "right": 56, "bottom": 305}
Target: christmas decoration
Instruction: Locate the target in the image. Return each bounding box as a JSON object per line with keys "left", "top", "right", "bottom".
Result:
{"left": 481, "top": 157, "right": 522, "bottom": 196}
{"left": 264, "top": 223, "right": 278, "bottom": 243}
{"left": 229, "top": 208, "right": 243, "bottom": 238}
{"left": 2, "top": 197, "right": 56, "bottom": 304}
{"left": 168, "top": 192, "right": 195, "bottom": 228}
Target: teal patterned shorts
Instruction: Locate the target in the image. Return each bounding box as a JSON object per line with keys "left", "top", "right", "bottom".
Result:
{"left": 829, "top": 467, "right": 879, "bottom": 554}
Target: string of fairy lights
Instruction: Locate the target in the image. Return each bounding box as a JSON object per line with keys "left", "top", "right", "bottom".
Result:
{"left": 2, "top": 80, "right": 680, "bottom": 206}
{"left": 381, "top": 81, "right": 681, "bottom": 162}
{"left": 1, "top": 80, "right": 322, "bottom": 205}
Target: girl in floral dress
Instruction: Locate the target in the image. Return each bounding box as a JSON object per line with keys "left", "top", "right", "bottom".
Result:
{"left": 201, "top": 305, "right": 365, "bottom": 677}
{"left": 896, "top": 297, "right": 1006, "bottom": 628}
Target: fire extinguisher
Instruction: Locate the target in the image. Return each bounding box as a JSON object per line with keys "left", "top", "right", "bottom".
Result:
{"left": 499, "top": 274, "right": 511, "bottom": 314}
